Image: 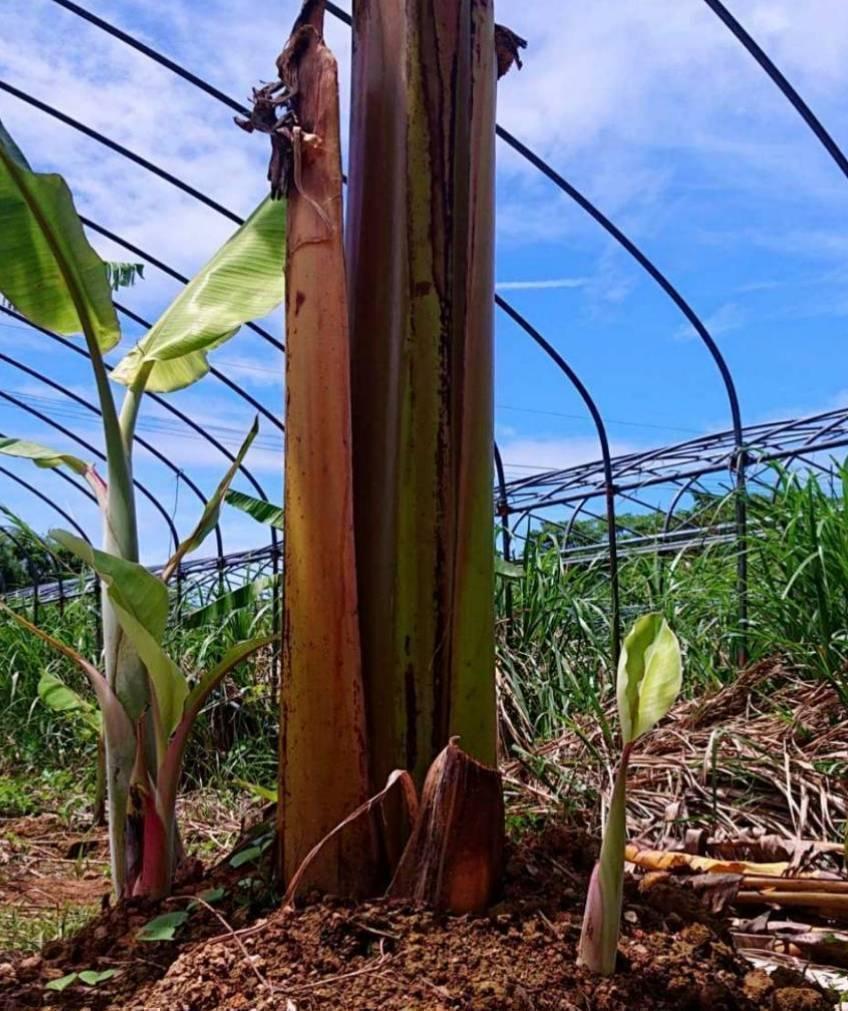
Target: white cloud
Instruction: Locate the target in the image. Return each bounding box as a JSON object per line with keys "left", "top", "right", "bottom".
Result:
{"left": 496, "top": 277, "right": 588, "bottom": 291}
{"left": 493, "top": 0, "right": 848, "bottom": 248}
{"left": 499, "top": 434, "right": 640, "bottom": 477}
{"left": 674, "top": 301, "right": 746, "bottom": 342}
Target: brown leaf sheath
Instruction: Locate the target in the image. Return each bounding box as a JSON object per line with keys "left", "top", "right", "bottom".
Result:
{"left": 278, "top": 2, "right": 376, "bottom": 895}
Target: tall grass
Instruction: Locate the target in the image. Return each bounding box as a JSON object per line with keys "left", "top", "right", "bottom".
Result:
{"left": 497, "top": 462, "right": 848, "bottom": 749}
{"left": 2, "top": 460, "right": 847, "bottom": 796}
{"left": 748, "top": 462, "right": 848, "bottom": 699}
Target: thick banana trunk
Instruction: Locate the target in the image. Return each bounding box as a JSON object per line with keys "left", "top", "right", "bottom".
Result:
{"left": 347, "top": 0, "right": 498, "bottom": 789}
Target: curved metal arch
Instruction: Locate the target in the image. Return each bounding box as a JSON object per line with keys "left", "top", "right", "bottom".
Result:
{"left": 495, "top": 295, "right": 621, "bottom": 661}
{"left": 30, "top": 0, "right": 738, "bottom": 448}
{"left": 0, "top": 306, "right": 273, "bottom": 508}
{"left": 0, "top": 387, "right": 180, "bottom": 553}
{"left": 40, "top": 0, "right": 743, "bottom": 452}
{"left": 47, "top": 0, "right": 249, "bottom": 115}
{"left": 492, "top": 128, "right": 745, "bottom": 450}
{"left": 79, "top": 216, "right": 285, "bottom": 353}
{"left": 563, "top": 496, "right": 597, "bottom": 552}
{"left": 0, "top": 81, "right": 241, "bottom": 225}
{"left": 703, "top": 0, "right": 848, "bottom": 182}
{"left": 662, "top": 474, "right": 716, "bottom": 537}
{"left": 0, "top": 522, "right": 74, "bottom": 620}
{"left": 113, "top": 301, "right": 283, "bottom": 436}
{"left": 0, "top": 463, "right": 93, "bottom": 544}
{"left": 493, "top": 442, "right": 511, "bottom": 564}
{"left": 0, "top": 349, "right": 225, "bottom": 559}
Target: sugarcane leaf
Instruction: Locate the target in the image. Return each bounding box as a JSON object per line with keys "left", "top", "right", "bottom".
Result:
{"left": 48, "top": 530, "right": 187, "bottom": 736}
{"left": 224, "top": 490, "right": 284, "bottom": 529}
{"left": 616, "top": 613, "right": 682, "bottom": 745}
{"left": 0, "top": 120, "right": 120, "bottom": 350}
{"left": 111, "top": 197, "right": 286, "bottom": 392}
{"left": 234, "top": 778, "right": 278, "bottom": 804}
{"left": 0, "top": 437, "right": 89, "bottom": 476}
{"left": 182, "top": 574, "right": 277, "bottom": 629}
{"left": 38, "top": 669, "right": 101, "bottom": 733}
{"left": 161, "top": 419, "right": 259, "bottom": 582}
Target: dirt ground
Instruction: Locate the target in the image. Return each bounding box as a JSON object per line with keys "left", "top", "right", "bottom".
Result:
{"left": 1, "top": 664, "right": 844, "bottom": 1009}
{"left": 0, "top": 813, "right": 109, "bottom": 913}
{"left": 0, "top": 824, "right": 836, "bottom": 1010}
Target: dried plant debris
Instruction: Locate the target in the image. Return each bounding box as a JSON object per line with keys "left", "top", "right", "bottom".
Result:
{"left": 495, "top": 24, "right": 528, "bottom": 79}
{"left": 504, "top": 657, "right": 848, "bottom": 848}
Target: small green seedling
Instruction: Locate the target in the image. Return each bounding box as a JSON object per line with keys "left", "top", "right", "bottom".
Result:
{"left": 45, "top": 973, "right": 78, "bottom": 992}
{"left": 78, "top": 970, "right": 117, "bottom": 986}
{"left": 577, "top": 613, "right": 682, "bottom": 976}
{"left": 137, "top": 910, "right": 189, "bottom": 942}
{"left": 187, "top": 887, "right": 227, "bottom": 911}
{"left": 45, "top": 968, "right": 116, "bottom": 991}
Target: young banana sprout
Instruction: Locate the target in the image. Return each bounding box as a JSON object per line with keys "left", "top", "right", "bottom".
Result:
{"left": 0, "top": 120, "right": 285, "bottom": 897}
{"left": 577, "top": 613, "right": 682, "bottom": 975}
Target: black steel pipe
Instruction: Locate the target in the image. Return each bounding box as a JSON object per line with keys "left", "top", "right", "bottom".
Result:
{"left": 496, "top": 295, "right": 621, "bottom": 663}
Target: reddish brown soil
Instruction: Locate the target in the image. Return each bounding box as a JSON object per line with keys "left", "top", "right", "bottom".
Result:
{"left": 0, "top": 814, "right": 110, "bottom": 915}
{"left": 0, "top": 827, "right": 835, "bottom": 1011}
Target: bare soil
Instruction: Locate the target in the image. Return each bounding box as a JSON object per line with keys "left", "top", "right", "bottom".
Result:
{"left": 0, "top": 826, "right": 835, "bottom": 1010}
{"left": 0, "top": 813, "right": 110, "bottom": 916}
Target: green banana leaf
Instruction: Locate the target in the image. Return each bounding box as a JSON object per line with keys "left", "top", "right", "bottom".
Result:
{"left": 162, "top": 419, "right": 259, "bottom": 582}
{"left": 224, "top": 489, "right": 284, "bottom": 530}
{"left": 616, "top": 613, "right": 682, "bottom": 745}
{"left": 49, "top": 530, "right": 187, "bottom": 737}
{"left": 0, "top": 120, "right": 120, "bottom": 350}
{"left": 112, "top": 198, "right": 286, "bottom": 392}
{"left": 0, "top": 437, "right": 89, "bottom": 476}
{"left": 38, "top": 669, "right": 101, "bottom": 734}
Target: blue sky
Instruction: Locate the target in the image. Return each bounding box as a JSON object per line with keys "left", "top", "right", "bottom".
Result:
{"left": 1, "top": 0, "right": 847, "bottom": 561}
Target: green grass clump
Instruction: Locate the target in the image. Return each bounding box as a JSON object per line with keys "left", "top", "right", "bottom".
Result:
{"left": 2, "top": 460, "right": 848, "bottom": 802}
{"left": 497, "top": 461, "right": 848, "bottom": 749}
{"left": 0, "top": 903, "right": 96, "bottom": 954}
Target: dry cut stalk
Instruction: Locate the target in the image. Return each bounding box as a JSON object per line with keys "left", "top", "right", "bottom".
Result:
{"left": 278, "top": 2, "right": 375, "bottom": 894}
{"left": 388, "top": 739, "right": 504, "bottom": 912}
{"left": 625, "top": 843, "right": 790, "bottom": 878}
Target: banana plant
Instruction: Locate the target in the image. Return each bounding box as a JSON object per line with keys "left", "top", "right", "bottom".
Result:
{"left": 4, "top": 568, "right": 273, "bottom": 896}
{"left": 0, "top": 119, "right": 285, "bottom": 897}
{"left": 577, "top": 613, "right": 682, "bottom": 975}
